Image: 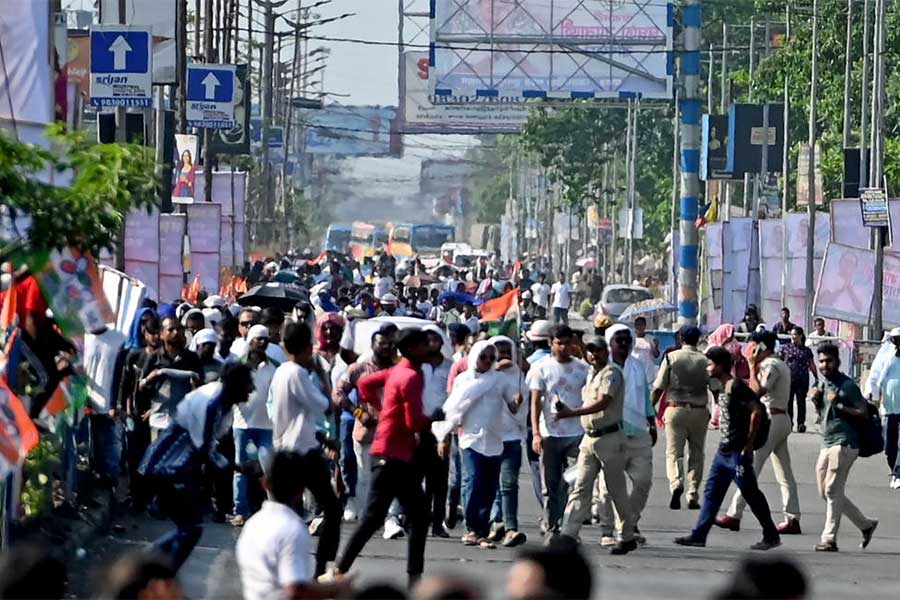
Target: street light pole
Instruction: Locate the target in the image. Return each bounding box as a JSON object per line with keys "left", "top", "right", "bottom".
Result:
{"left": 805, "top": 0, "right": 819, "bottom": 330}
{"left": 677, "top": 0, "right": 702, "bottom": 325}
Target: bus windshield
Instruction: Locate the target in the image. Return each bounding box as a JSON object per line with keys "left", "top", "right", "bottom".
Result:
{"left": 325, "top": 226, "right": 352, "bottom": 252}
{"left": 411, "top": 225, "right": 455, "bottom": 253}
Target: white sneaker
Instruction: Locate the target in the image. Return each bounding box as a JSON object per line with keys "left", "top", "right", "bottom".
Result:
{"left": 343, "top": 498, "right": 359, "bottom": 522}
{"left": 890, "top": 476, "right": 900, "bottom": 490}
{"left": 382, "top": 517, "right": 405, "bottom": 540}
{"left": 600, "top": 536, "right": 617, "bottom": 547}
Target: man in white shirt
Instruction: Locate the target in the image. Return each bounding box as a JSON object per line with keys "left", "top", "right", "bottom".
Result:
{"left": 530, "top": 274, "right": 551, "bottom": 319}
{"left": 268, "top": 322, "right": 341, "bottom": 577}
{"left": 374, "top": 268, "right": 394, "bottom": 299}
{"left": 422, "top": 325, "right": 455, "bottom": 537}
{"left": 231, "top": 325, "right": 278, "bottom": 527}
{"left": 631, "top": 316, "right": 660, "bottom": 383}
{"left": 83, "top": 326, "right": 127, "bottom": 487}
{"left": 529, "top": 325, "right": 589, "bottom": 538}
{"left": 236, "top": 451, "right": 347, "bottom": 600}
{"left": 550, "top": 272, "right": 572, "bottom": 325}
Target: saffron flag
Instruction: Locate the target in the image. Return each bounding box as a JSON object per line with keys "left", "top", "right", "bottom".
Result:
{"left": 0, "top": 378, "right": 39, "bottom": 478}
{"left": 184, "top": 274, "right": 201, "bottom": 304}
{"left": 479, "top": 288, "right": 520, "bottom": 337}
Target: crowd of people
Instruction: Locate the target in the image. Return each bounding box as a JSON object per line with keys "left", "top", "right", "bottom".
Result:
{"left": 2, "top": 247, "right": 894, "bottom": 599}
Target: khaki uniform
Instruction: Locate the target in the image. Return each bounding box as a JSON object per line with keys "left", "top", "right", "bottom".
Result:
{"left": 726, "top": 357, "right": 800, "bottom": 522}
{"left": 561, "top": 363, "right": 635, "bottom": 541}
{"left": 654, "top": 345, "right": 710, "bottom": 502}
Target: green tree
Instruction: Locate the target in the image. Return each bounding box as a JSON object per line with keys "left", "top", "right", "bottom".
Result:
{"left": 0, "top": 125, "right": 156, "bottom": 253}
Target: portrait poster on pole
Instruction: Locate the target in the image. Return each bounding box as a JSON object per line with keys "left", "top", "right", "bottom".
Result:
{"left": 172, "top": 134, "right": 198, "bottom": 202}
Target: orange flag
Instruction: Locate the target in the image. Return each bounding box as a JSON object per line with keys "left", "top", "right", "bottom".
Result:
{"left": 0, "top": 271, "right": 17, "bottom": 331}
{"left": 306, "top": 251, "right": 327, "bottom": 266}
{"left": 234, "top": 277, "right": 248, "bottom": 294}
{"left": 0, "top": 378, "right": 39, "bottom": 469}
{"left": 478, "top": 288, "right": 520, "bottom": 322}
{"left": 186, "top": 274, "right": 201, "bottom": 304}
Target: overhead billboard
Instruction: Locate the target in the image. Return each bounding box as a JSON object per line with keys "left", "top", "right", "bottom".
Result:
{"left": 725, "top": 103, "right": 785, "bottom": 176}
{"left": 430, "top": 0, "right": 674, "bottom": 99}
{"left": 303, "top": 105, "right": 398, "bottom": 157}
{"left": 401, "top": 51, "right": 530, "bottom": 133}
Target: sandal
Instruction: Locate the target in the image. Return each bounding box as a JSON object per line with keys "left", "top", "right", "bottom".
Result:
{"left": 478, "top": 538, "right": 496, "bottom": 549}
{"left": 461, "top": 531, "right": 480, "bottom": 546}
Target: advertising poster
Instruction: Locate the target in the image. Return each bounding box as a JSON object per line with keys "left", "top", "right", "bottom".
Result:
{"left": 209, "top": 64, "right": 250, "bottom": 154}
{"left": 430, "top": 0, "right": 673, "bottom": 99}
{"left": 400, "top": 51, "right": 530, "bottom": 133}
{"left": 172, "top": 134, "right": 198, "bottom": 202}
{"left": 124, "top": 208, "right": 160, "bottom": 297}
{"left": 158, "top": 214, "right": 186, "bottom": 302}
{"left": 304, "top": 105, "right": 397, "bottom": 157}
{"left": 813, "top": 242, "right": 875, "bottom": 324}
{"left": 186, "top": 203, "right": 222, "bottom": 294}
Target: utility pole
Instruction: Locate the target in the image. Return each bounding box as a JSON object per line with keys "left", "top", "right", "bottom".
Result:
{"left": 805, "top": 0, "right": 819, "bottom": 329}
{"left": 260, "top": 1, "right": 277, "bottom": 244}
{"left": 281, "top": 0, "right": 303, "bottom": 250}
{"left": 871, "top": 0, "right": 886, "bottom": 335}
{"left": 203, "top": 0, "right": 214, "bottom": 203}
{"left": 841, "top": 0, "right": 854, "bottom": 152}
{"left": 860, "top": 0, "right": 871, "bottom": 188}
{"left": 628, "top": 101, "right": 639, "bottom": 283}
{"left": 678, "top": 0, "right": 702, "bottom": 325}
{"left": 721, "top": 23, "right": 731, "bottom": 220}
{"left": 780, "top": 3, "right": 791, "bottom": 310}
{"left": 744, "top": 17, "right": 755, "bottom": 216}
{"left": 177, "top": 0, "right": 188, "bottom": 132}
{"left": 624, "top": 100, "right": 633, "bottom": 282}
{"left": 195, "top": 0, "right": 202, "bottom": 57}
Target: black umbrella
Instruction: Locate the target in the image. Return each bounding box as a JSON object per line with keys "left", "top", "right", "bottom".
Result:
{"left": 237, "top": 283, "right": 308, "bottom": 312}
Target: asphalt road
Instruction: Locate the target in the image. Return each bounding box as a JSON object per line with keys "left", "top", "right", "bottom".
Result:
{"left": 69, "top": 316, "right": 900, "bottom": 599}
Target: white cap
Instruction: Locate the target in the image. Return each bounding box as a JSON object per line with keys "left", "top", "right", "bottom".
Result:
{"left": 380, "top": 293, "right": 398, "bottom": 305}
{"left": 192, "top": 328, "right": 219, "bottom": 347}
{"left": 526, "top": 320, "right": 553, "bottom": 341}
{"left": 247, "top": 324, "right": 270, "bottom": 342}
{"left": 889, "top": 326, "right": 900, "bottom": 338}
{"left": 203, "top": 294, "right": 226, "bottom": 308}
{"left": 522, "top": 290, "right": 533, "bottom": 299}
{"left": 604, "top": 324, "right": 631, "bottom": 345}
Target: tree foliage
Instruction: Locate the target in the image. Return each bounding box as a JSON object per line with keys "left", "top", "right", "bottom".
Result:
{"left": 0, "top": 125, "right": 156, "bottom": 253}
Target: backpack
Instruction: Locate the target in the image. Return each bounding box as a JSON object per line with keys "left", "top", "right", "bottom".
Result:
{"left": 725, "top": 379, "right": 770, "bottom": 450}
{"left": 857, "top": 402, "right": 885, "bottom": 458}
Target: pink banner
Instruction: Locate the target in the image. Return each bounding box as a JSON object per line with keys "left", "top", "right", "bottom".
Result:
{"left": 186, "top": 203, "right": 222, "bottom": 293}
{"left": 159, "top": 214, "right": 186, "bottom": 301}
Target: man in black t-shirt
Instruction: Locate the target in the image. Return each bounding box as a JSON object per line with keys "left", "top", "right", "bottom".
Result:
{"left": 674, "top": 346, "right": 781, "bottom": 551}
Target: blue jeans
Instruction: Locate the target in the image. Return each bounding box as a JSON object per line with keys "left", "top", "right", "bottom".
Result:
{"left": 692, "top": 450, "right": 779, "bottom": 543}
{"left": 339, "top": 417, "right": 357, "bottom": 499}
{"left": 461, "top": 448, "right": 502, "bottom": 537}
{"left": 446, "top": 434, "right": 463, "bottom": 525}
{"left": 86, "top": 414, "right": 122, "bottom": 482}
{"left": 232, "top": 428, "right": 273, "bottom": 517}
{"left": 490, "top": 440, "right": 523, "bottom": 531}
{"left": 883, "top": 414, "right": 900, "bottom": 477}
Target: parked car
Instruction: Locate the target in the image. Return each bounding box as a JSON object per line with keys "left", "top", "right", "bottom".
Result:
{"left": 595, "top": 284, "right": 653, "bottom": 320}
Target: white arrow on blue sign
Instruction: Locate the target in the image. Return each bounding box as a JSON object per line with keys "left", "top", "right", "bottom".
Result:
{"left": 186, "top": 63, "right": 236, "bottom": 129}
{"left": 90, "top": 25, "right": 153, "bottom": 108}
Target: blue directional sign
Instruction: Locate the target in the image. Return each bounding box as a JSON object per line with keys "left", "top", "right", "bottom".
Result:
{"left": 186, "top": 63, "right": 236, "bottom": 129}
{"left": 89, "top": 26, "right": 153, "bottom": 108}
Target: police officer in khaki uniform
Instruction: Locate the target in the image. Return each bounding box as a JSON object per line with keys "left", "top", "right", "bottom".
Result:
{"left": 651, "top": 325, "right": 710, "bottom": 510}
{"left": 558, "top": 328, "right": 638, "bottom": 555}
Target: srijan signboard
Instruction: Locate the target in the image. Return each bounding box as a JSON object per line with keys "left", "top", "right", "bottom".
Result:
{"left": 430, "top": 0, "right": 674, "bottom": 100}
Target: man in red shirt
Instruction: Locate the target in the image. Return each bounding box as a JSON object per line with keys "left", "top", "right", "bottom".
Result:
{"left": 334, "top": 328, "right": 439, "bottom": 585}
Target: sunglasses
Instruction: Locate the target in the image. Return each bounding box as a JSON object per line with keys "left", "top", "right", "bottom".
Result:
{"left": 240, "top": 321, "right": 255, "bottom": 327}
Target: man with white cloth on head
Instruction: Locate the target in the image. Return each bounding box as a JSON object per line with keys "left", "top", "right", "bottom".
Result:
{"left": 594, "top": 324, "right": 657, "bottom": 547}
{"left": 866, "top": 326, "right": 900, "bottom": 490}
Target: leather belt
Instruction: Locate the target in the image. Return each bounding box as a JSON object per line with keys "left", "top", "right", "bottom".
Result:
{"left": 769, "top": 408, "right": 787, "bottom": 415}
{"left": 585, "top": 423, "right": 622, "bottom": 438}
{"left": 669, "top": 402, "right": 706, "bottom": 409}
